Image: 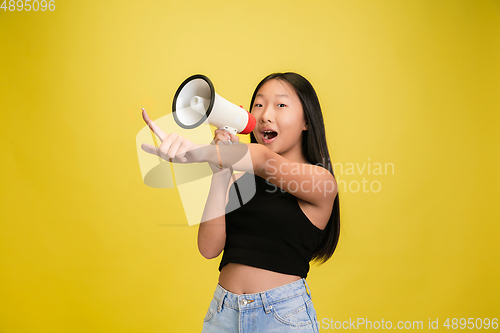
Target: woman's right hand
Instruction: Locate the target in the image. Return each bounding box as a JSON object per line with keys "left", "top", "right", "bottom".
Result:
{"left": 141, "top": 108, "right": 205, "bottom": 163}
{"left": 208, "top": 129, "right": 240, "bottom": 174}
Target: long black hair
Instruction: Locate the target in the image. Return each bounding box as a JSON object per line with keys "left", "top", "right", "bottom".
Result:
{"left": 249, "top": 72, "right": 340, "bottom": 264}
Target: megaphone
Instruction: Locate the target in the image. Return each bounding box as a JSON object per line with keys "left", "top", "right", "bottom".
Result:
{"left": 172, "top": 74, "right": 256, "bottom": 135}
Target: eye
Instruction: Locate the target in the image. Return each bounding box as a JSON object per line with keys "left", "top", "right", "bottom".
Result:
{"left": 277, "top": 103, "right": 286, "bottom": 108}
{"left": 254, "top": 103, "right": 263, "bottom": 108}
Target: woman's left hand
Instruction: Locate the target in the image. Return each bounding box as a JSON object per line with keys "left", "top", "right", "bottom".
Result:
{"left": 212, "top": 128, "right": 240, "bottom": 146}
{"left": 140, "top": 108, "right": 204, "bottom": 163}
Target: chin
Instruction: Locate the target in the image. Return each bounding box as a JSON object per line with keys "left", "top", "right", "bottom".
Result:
{"left": 266, "top": 144, "right": 280, "bottom": 154}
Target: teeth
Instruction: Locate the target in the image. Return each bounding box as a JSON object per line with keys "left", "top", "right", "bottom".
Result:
{"left": 262, "top": 130, "right": 275, "bottom": 140}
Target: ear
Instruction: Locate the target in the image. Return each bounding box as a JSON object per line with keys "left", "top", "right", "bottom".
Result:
{"left": 303, "top": 122, "right": 308, "bottom": 131}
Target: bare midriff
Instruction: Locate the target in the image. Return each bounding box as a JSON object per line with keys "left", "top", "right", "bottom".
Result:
{"left": 218, "top": 263, "right": 302, "bottom": 295}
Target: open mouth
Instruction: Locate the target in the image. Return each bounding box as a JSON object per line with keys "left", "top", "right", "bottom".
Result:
{"left": 261, "top": 130, "right": 278, "bottom": 143}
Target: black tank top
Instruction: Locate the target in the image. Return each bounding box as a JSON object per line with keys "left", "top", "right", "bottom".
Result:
{"left": 218, "top": 172, "right": 326, "bottom": 278}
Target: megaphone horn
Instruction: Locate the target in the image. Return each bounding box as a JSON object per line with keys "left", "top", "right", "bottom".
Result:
{"left": 172, "top": 74, "right": 256, "bottom": 135}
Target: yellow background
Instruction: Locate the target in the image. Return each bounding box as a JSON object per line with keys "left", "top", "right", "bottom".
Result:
{"left": 1, "top": 0, "right": 499, "bottom": 332}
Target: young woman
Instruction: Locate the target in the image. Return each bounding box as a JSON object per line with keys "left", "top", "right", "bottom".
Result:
{"left": 141, "top": 72, "right": 340, "bottom": 332}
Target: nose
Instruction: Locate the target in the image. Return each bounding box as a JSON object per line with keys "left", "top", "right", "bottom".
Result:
{"left": 259, "top": 104, "right": 274, "bottom": 123}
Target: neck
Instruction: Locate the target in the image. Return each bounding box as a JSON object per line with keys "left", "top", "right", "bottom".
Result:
{"left": 279, "top": 144, "right": 308, "bottom": 164}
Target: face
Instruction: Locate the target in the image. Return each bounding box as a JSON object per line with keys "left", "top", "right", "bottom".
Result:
{"left": 251, "top": 79, "right": 308, "bottom": 161}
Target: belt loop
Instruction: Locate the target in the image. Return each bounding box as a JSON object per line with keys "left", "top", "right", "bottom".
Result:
{"left": 259, "top": 291, "right": 272, "bottom": 314}
{"left": 217, "top": 289, "right": 227, "bottom": 312}
{"left": 303, "top": 278, "right": 312, "bottom": 297}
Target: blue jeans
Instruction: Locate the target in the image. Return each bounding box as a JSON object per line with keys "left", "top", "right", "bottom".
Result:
{"left": 202, "top": 278, "right": 320, "bottom": 333}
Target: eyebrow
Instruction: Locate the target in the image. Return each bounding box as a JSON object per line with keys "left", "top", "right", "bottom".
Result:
{"left": 256, "top": 93, "right": 289, "bottom": 97}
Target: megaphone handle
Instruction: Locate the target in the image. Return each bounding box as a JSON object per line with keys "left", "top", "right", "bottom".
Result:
{"left": 219, "top": 126, "right": 238, "bottom": 135}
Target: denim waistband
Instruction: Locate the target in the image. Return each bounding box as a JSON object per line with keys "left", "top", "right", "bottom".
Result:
{"left": 213, "top": 278, "right": 312, "bottom": 314}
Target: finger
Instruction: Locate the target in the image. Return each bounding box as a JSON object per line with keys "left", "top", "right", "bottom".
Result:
{"left": 141, "top": 143, "right": 161, "bottom": 157}
{"left": 159, "top": 133, "right": 188, "bottom": 161}
{"left": 215, "top": 130, "right": 232, "bottom": 142}
{"left": 215, "top": 129, "right": 239, "bottom": 143}
{"left": 141, "top": 143, "right": 174, "bottom": 162}
{"left": 175, "top": 141, "right": 190, "bottom": 163}
{"left": 223, "top": 132, "right": 234, "bottom": 145}
{"left": 228, "top": 132, "right": 239, "bottom": 142}
{"left": 214, "top": 132, "right": 230, "bottom": 142}
{"left": 214, "top": 128, "right": 231, "bottom": 137}
{"left": 218, "top": 135, "right": 232, "bottom": 145}
{"left": 158, "top": 134, "right": 175, "bottom": 158}
{"left": 166, "top": 139, "right": 183, "bottom": 161}
{"left": 142, "top": 108, "right": 167, "bottom": 142}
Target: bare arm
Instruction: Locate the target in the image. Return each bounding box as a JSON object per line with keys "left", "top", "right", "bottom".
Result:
{"left": 197, "top": 169, "right": 232, "bottom": 259}
{"left": 140, "top": 109, "right": 336, "bottom": 231}
{"left": 197, "top": 129, "right": 242, "bottom": 260}
{"left": 212, "top": 144, "right": 337, "bottom": 230}
{"left": 212, "top": 144, "right": 337, "bottom": 206}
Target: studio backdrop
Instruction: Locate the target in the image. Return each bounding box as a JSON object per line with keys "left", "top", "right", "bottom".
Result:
{"left": 0, "top": 0, "right": 498, "bottom": 332}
